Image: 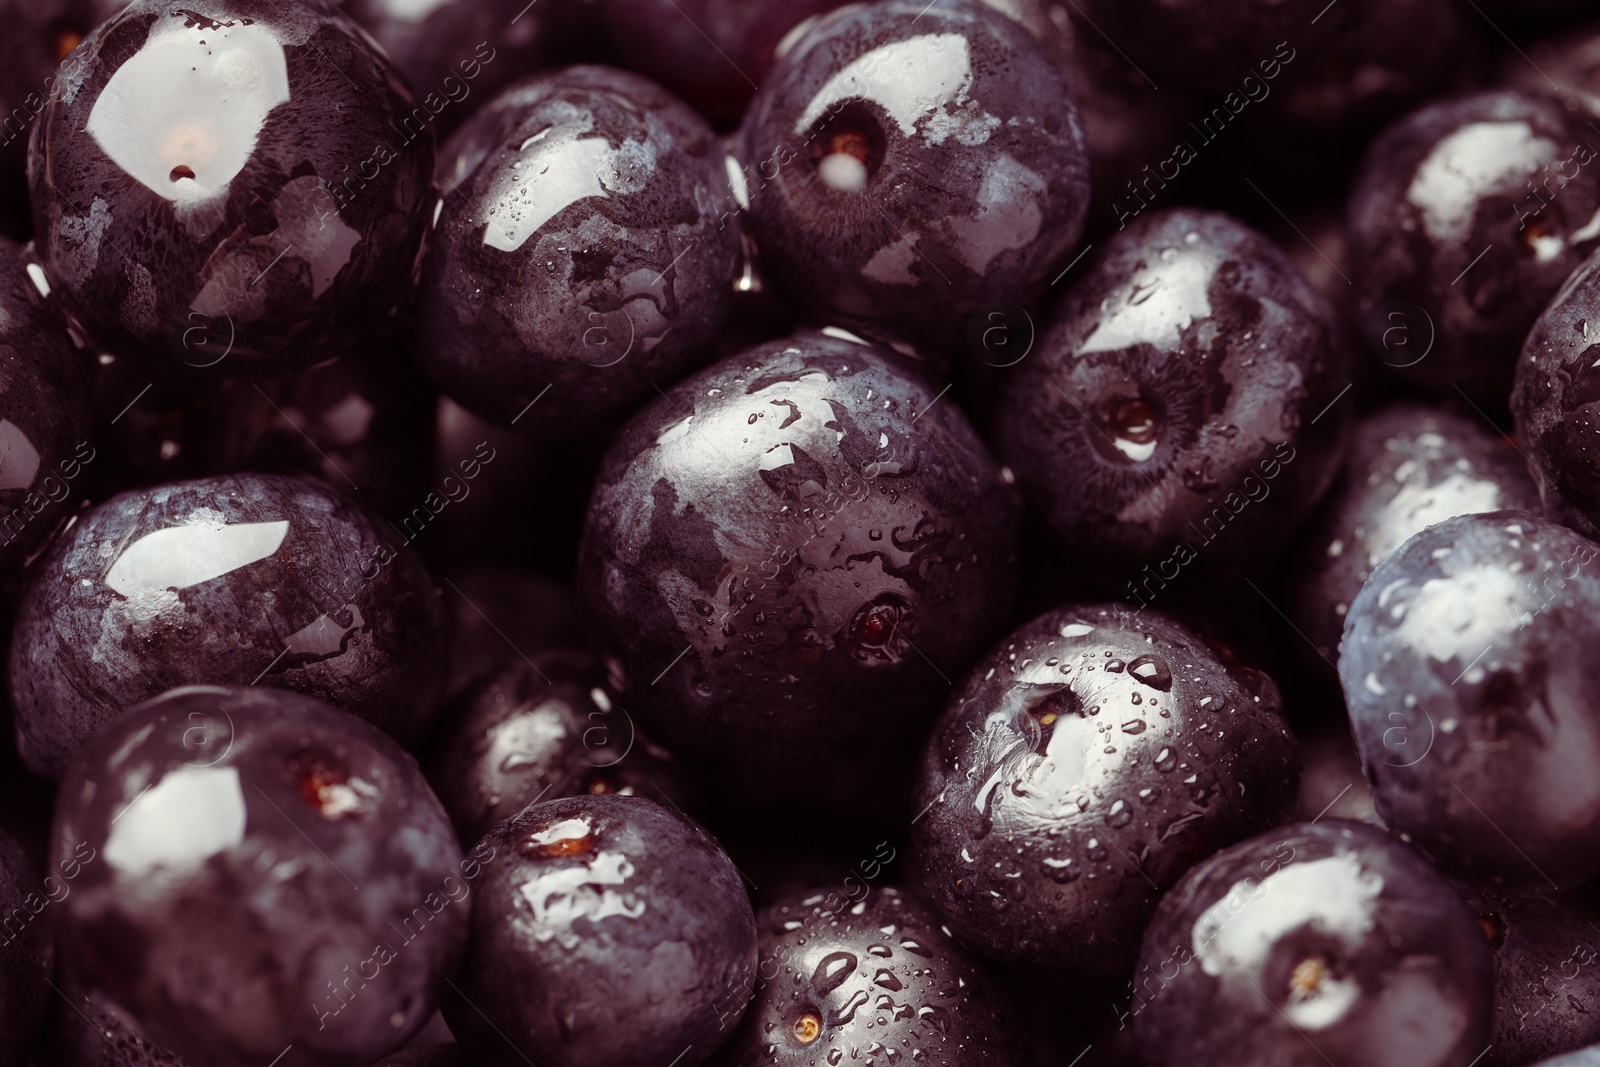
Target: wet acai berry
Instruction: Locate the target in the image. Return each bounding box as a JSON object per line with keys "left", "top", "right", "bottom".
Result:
{"left": 420, "top": 66, "right": 741, "bottom": 440}
{"left": 51, "top": 685, "right": 468, "bottom": 1067}
{"left": 441, "top": 794, "right": 756, "bottom": 1067}
{"left": 911, "top": 603, "right": 1298, "bottom": 975}
{"left": 1513, "top": 246, "right": 1600, "bottom": 539}
{"left": 993, "top": 208, "right": 1350, "bottom": 584}
{"left": 1348, "top": 89, "right": 1600, "bottom": 404}
{"left": 1340, "top": 511, "right": 1600, "bottom": 892}
{"left": 1133, "top": 820, "right": 1494, "bottom": 1067}
{"left": 427, "top": 648, "right": 696, "bottom": 846}
{"left": 576, "top": 331, "right": 1020, "bottom": 767}
{"left": 0, "top": 236, "right": 93, "bottom": 584}
{"left": 719, "top": 885, "right": 1022, "bottom": 1067}
{"left": 28, "top": 0, "right": 434, "bottom": 375}
{"left": 1291, "top": 403, "right": 1540, "bottom": 664}
{"left": 737, "top": 0, "right": 1090, "bottom": 357}
{"left": 9, "top": 471, "right": 447, "bottom": 779}
{"left": 1469, "top": 892, "right": 1600, "bottom": 1066}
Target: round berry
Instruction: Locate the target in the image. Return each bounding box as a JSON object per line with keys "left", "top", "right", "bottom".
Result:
{"left": 912, "top": 604, "right": 1298, "bottom": 974}
{"left": 1134, "top": 821, "right": 1493, "bottom": 1067}
{"left": 51, "top": 686, "right": 467, "bottom": 1067}
{"left": 441, "top": 794, "right": 756, "bottom": 1067}
{"left": 9, "top": 471, "right": 447, "bottom": 779}
{"left": 738, "top": 0, "right": 1089, "bottom": 356}
{"left": 720, "top": 886, "right": 1023, "bottom": 1067}
{"left": 993, "top": 208, "right": 1350, "bottom": 579}
{"left": 28, "top": 0, "right": 434, "bottom": 375}
{"left": 1348, "top": 89, "right": 1600, "bottom": 403}
{"left": 428, "top": 649, "right": 696, "bottom": 845}
{"left": 1340, "top": 511, "right": 1600, "bottom": 892}
{"left": 420, "top": 66, "right": 741, "bottom": 439}
{"left": 576, "top": 332, "right": 1019, "bottom": 765}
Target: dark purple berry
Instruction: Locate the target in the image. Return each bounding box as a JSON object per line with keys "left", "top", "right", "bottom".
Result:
{"left": 1348, "top": 89, "right": 1600, "bottom": 404}
{"left": 576, "top": 331, "right": 1020, "bottom": 766}
{"left": 51, "top": 686, "right": 468, "bottom": 1067}
{"left": 1471, "top": 892, "right": 1600, "bottom": 1065}
{"left": 737, "top": 0, "right": 1089, "bottom": 357}
{"left": 720, "top": 886, "right": 1023, "bottom": 1067}
{"left": 1341, "top": 511, "right": 1600, "bottom": 892}
{"left": 993, "top": 208, "right": 1350, "bottom": 582}
{"left": 441, "top": 794, "right": 756, "bottom": 1067}
{"left": 1134, "top": 821, "right": 1493, "bottom": 1067}
{"left": 28, "top": 0, "right": 434, "bottom": 375}
{"left": 1513, "top": 246, "right": 1600, "bottom": 539}
{"left": 9, "top": 471, "right": 447, "bottom": 779}
{"left": 911, "top": 603, "right": 1298, "bottom": 974}
{"left": 428, "top": 649, "right": 697, "bottom": 845}
{"left": 420, "top": 66, "right": 742, "bottom": 439}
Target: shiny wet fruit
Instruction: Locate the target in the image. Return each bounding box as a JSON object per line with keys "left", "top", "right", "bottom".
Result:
{"left": 911, "top": 603, "right": 1298, "bottom": 975}
{"left": 51, "top": 685, "right": 467, "bottom": 1067}
{"left": 441, "top": 793, "right": 756, "bottom": 1067}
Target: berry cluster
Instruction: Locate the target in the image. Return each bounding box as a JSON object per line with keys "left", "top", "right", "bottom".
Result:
{"left": 0, "top": 1, "right": 1598, "bottom": 1066}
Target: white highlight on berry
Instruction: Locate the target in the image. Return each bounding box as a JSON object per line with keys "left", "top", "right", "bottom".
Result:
{"left": 105, "top": 518, "right": 289, "bottom": 598}
{"left": 1193, "top": 852, "right": 1383, "bottom": 1030}
{"left": 87, "top": 16, "right": 290, "bottom": 203}
{"left": 1406, "top": 121, "right": 1554, "bottom": 243}
{"left": 0, "top": 420, "right": 42, "bottom": 491}
{"left": 105, "top": 766, "right": 247, "bottom": 876}
{"left": 794, "top": 34, "right": 997, "bottom": 146}
{"left": 1078, "top": 243, "right": 1218, "bottom": 355}
{"left": 818, "top": 153, "right": 868, "bottom": 192}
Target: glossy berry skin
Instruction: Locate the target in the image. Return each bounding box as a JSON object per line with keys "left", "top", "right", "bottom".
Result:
{"left": 738, "top": 0, "right": 1089, "bottom": 357}
{"left": 576, "top": 332, "right": 1020, "bottom": 765}
{"left": 994, "top": 209, "right": 1350, "bottom": 579}
{"left": 27, "top": 0, "right": 434, "bottom": 376}
{"left": 1514, "top": 247, "right": 1600, "bottom": 539}
{"left": 421, "top": 67, "right": 740, "bottom": 440}
{"left": 1291, "top": 404, "right": 1540, "bottom": 664}
{"left": 9, "top": 471, "right": 447, "bottom": 780}
{"left": 1348, "top": 90, "right": 1600, "bottom": 403}
{"left": 1472, "top": 893, "right": 1600, "bottom": 1066}
{"left": 1340, "top": 511, "right": 1600, "bottom": 892}
{"left": 441, "top": 794, "right": 756, "bottom": 1067}
{"left": 720, "top": 886, "right": 1022, "bottom": 1067}
{"left": 51, "top": 686, "right": 467, "bottom": 1067}
{"left": 1134, "top": 821, "right": 1493, "bottom": 1067}
{"left": 428, "top": 649, "right": 696, "bottom": 845}
{"left": 600, "top": 0, "right": 849, "bottom": 126}
{"left": 911, "top": 604, "right": 1298, "bottom": 974}
{"left": 0, "top": 237, "right": 93, "bottom": 582}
